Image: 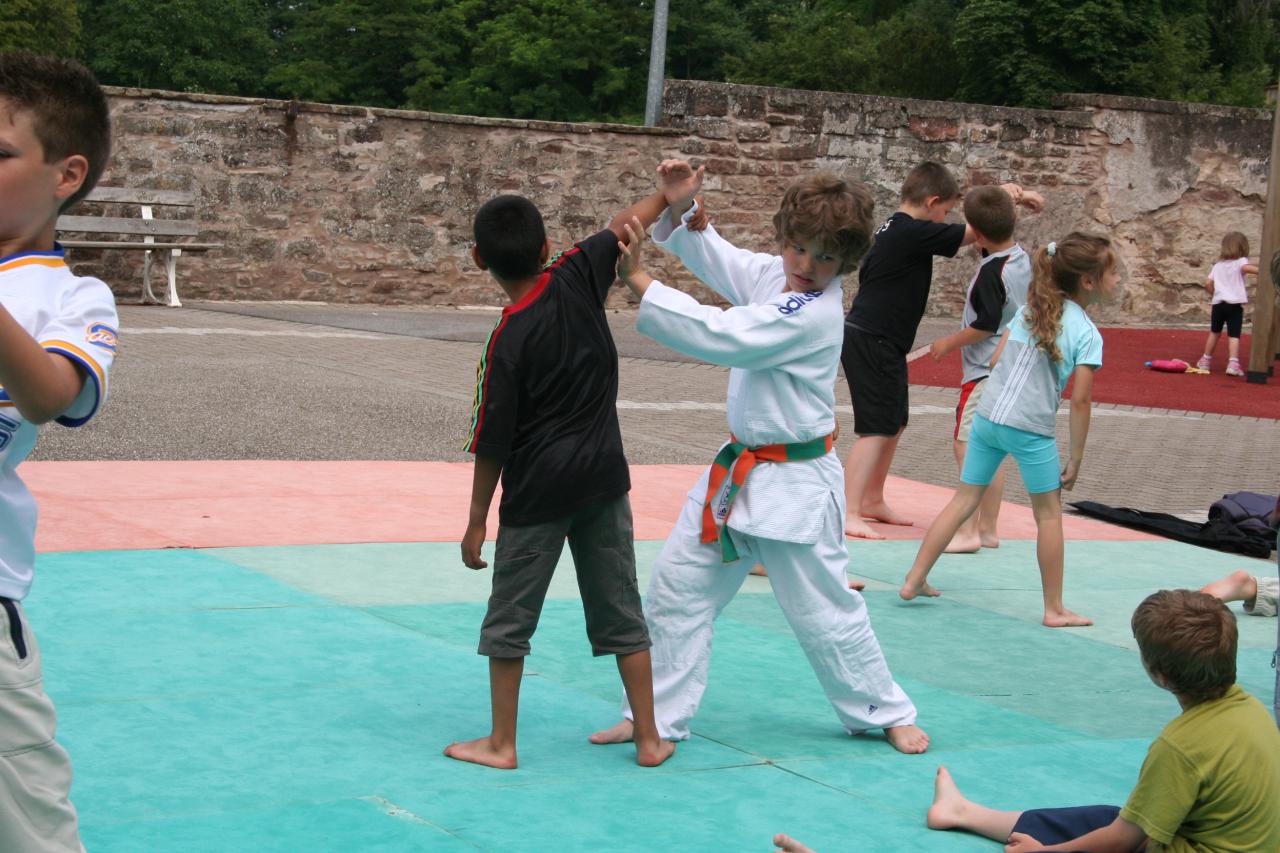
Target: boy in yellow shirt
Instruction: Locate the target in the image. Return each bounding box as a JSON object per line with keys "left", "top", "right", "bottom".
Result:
{"left": 924, "top": 589, "right": 1280, "bottom": 852}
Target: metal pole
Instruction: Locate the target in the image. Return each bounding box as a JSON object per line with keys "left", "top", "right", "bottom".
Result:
{"left": 1247, "top": 70, "right": 1280, "bottom": 383}
{"left": 644, "top": 0, "right": 670, "bottom": 127}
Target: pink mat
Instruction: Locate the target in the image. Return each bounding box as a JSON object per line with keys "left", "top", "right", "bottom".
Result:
{"left": 25, "top": 460, "right": 1153, "bottom": 553}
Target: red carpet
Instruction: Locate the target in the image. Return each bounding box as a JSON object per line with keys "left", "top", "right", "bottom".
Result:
{"left": 909, "top": 327, "right": 1280, "bottom": 419}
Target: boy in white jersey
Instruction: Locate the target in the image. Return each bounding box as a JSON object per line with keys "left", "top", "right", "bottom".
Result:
{"left": 927, "top": 186, "right": 1034, "bottom": 553}
{"left": 590, "top": 160, "right": 929, "bottom": 754}
{"left": 0, "top": 51, "right": 118, "bottom": 852}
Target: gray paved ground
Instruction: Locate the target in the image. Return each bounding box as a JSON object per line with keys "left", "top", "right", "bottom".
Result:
{"left": 33, "top": 302, "right": 1280, "bottom": 520}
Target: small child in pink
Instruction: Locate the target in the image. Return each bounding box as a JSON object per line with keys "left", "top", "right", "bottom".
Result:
{"left": 1197, "top": 231, "right": 1258, "bottom": 377}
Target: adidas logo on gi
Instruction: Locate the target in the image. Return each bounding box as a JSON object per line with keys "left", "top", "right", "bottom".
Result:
{"left": 868, "top": 704, "right": 878, "bottom": 714}
{"left": 776, "top": 290, "right": 822, "bottom": 315}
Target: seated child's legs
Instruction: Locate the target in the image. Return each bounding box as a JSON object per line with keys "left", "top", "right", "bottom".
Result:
{"left": 1247, "top": 575, "right": 1278, "bottom": 617}
{"left": 0, "top": 601, "right": 82, "bottom": 853}
{"left": 1013, "top": 805, "right": 1121, "bottom": 846}
{"left": 620, "top": 491, "right": 753, "bottom": 740}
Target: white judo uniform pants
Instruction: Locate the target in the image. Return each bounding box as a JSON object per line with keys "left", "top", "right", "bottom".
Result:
{"left": 622, "top": 486, "right": 916, "bottom": 740}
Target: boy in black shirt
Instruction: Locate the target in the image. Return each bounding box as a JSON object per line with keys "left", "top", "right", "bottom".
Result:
{"left": 841, "top": 163, "right": 1041, "bottom": 540}
{"left": 446, "top": 192, "right": 677, "bottom": 770}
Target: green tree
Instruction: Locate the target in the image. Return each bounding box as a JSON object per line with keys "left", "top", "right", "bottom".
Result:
{"left": 266, "top": 0, "right": 433, "bottom": 107}
{"left": 406, "top": 0, "right": 650, "bottom": 122}
{"left": 0, "top": 0, "right": 81, "bottom": 57}
{"left": 80, "top": 0, "right": 271, "bottom": 94}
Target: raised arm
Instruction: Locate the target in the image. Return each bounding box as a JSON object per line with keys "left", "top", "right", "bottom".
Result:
{"left": 608, "top": 190, "right": 669, "bottom": 241}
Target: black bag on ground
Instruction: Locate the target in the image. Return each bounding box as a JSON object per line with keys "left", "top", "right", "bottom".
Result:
{"left": 1069, "top": 495, "right": 1278, "bottom": 559}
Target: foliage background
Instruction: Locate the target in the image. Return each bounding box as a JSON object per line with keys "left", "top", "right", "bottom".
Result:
{"left": 4, "top": 0, "right": 1278, "bottom": 120}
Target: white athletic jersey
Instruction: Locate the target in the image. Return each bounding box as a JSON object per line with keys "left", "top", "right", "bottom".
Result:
{"left": 0, "top": 248, "right": 118, "bottom": 600}
{"left": 1209, "top": 257, "right": 1249, "bottom": 305}
{"left": 641, "top": 204, "right": 845, "bottom": 545}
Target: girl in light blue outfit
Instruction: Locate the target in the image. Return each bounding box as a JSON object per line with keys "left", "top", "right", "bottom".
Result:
{"left": 901, "top": 233, "right": 1120, "bottom": 628}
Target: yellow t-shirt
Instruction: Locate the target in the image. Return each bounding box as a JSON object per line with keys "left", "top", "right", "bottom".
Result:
{"left": 1120, "top": 685, "right": 1280, "bottom": 852}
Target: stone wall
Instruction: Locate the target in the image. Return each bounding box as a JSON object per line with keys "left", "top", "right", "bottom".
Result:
{"left": 75, "top": 82, "right": 1272, "bottom": 323}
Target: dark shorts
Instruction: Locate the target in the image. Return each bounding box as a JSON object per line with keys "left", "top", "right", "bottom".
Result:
{"left": 1211, "top": 302, "right": 1244, "bottom": 337}
{"left": 479, "top": 494, "right": 650, "bottom": 659}
{"left": 842, "top": 324, "right": 909, "bottom": 436}
{"left": 1012, "top": 805, "right": 1121, "bottom": 850}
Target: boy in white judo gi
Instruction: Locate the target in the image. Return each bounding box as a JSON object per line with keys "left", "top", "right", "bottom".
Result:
{"left": 591, "top": 160, "right": 928, "bottom": 754}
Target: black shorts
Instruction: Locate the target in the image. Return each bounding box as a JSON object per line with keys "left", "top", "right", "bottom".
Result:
{"left": 1210, "top": 302, "right": 1244, "bottom": 338}
{"left": 479, "top": 494, "right": 650, "bottom": 659}
{"left": 1012, "top": 805, "right": 1121, "bottom": 850}
{"left": 842, "top": 324, "right": 909, "bottom": 436}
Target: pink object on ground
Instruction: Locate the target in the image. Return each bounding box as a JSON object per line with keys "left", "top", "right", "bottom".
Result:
{"left": 25, "top": 461, "right": 1156, "bottom": 553}
{"left": 1147, "top": 359, "right": 1190, "bottom": 373}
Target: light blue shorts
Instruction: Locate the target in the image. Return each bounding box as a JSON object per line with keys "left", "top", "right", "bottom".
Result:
{"left": 961, "top": 415, "right": 1061, "bottom": 494}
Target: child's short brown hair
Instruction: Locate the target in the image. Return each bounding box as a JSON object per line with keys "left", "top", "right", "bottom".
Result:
{"left": 1131, "top": 589, "right": 1237, "bottom": 705}
{"left": 1219, "top": 231, "right": 1249, "bottom": 261}
{"left": 772, "top": 172, "right": 875, "bottom": 274}
{"left": 900, "top": 161, "right": 959, "bottom": 205}
{"left": 0, "top": 50, "right": 111, "bottom": 212}
{"left": 962, "top": 186, "right": 1015, "bottom": 243}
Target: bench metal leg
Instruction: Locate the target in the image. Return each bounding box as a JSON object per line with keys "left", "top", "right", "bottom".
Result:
{"left": 141, "top": 249, "right": 160, "bottom": 304}
{"left": 165, "top": 248, "right": 182, "bottom": 307}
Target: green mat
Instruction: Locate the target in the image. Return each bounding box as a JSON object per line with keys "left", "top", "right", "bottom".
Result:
{"left": 22, "top": 539, "right": 1276, "bottom": 852}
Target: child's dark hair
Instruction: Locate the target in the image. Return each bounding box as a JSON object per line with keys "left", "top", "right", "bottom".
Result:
{"left": 473, "top": 195, "right": 547, "bottom": 281}
{"left": 1026, "top": 232, "right": 1113, "bottom": 362}
{"left": 0, "top": 50, "right": 111, "bottom": 212}
{"left": 900, "top": 161, "right": 959, "bottom": 205}
{"left": 772, "top": 172, "right": 875, "bottom": 274}
{"left": 962, "top": 186, "right": 1015, "bottom": 243}
{"left": 1219, "top": 231, "right": 1249, "bottom": 261}
{"left": 1132, "top": 590, "right": 1237, "bottom": 705}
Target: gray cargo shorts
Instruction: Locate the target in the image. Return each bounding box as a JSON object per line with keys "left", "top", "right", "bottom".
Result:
{"left": 479, "top": 494, "right": 650, "bottom": 659}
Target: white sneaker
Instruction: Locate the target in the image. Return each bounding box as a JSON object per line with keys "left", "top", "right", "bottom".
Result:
{"left": 1226, "top": 359, "right": 1244, "bottom": 377}
{"left": 1196, "top": 354, "right": 1212, "bottom": 371}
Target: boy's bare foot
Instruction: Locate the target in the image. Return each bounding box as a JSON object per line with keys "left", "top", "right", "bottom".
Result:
{"left": 773, "top": 833, "right": 816, "bottom": 853}
{"left": 925, "top": 765, "right": 970, "bottom": 830}
{"left": 899, "top": 574, "right": 941, "bottom": 601}
{"left": 943, "top": 533, "right": 982, "bottom": 554}
{"left": 1200, "top": 569, "right": 1255, "bottom": 604}
{"left": 443, "top": 736, "right": 517, "bottom": 770}
{"left": 588, "top": 719, "right": 634, "bottom": 744}
{"left": 849, "top": 579, "right": 866, "bottom": 591}
{"left": 861, "top": 502, "right": 913, "bottom": 527}
{"left": 979, "top": 534, "right": 1000, "bottom": 549}
{"left": 885, "top": 723, "right": 929, "bottom": 754}
{"left": 750, "top": 563, "right": 768, "bottom": 576}
{"left": 845, "top": 517, "right": 885, "bottom": 540}
{"left": 635, "top": 738, "right": 676, "bottom": 767}
{"left": 1042, "top": 609, "right": 1093, "bottom": 628}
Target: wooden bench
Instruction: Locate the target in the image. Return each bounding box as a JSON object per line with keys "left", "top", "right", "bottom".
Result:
{"left": 56, "top": 187, "right": 221, "bottom": 307}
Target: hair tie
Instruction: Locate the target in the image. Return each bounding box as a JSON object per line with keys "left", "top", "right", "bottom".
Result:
{"left": 1047, "top": 241, "right": 1057, "bottom": 257}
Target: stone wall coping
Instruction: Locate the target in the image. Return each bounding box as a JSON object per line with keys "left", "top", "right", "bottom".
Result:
{"left": 1054, "top": 92, "right": 1272, "bottom": 121}
{"left": 101, "top": 85, "right": 683, "bottom": 137}
{"left": 663, "top": 79, "right": 1097, "bottom": 128}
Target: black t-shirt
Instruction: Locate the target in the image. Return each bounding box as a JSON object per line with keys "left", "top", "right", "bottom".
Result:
{"left": 967, "top": 250, "right": 1008, "bottom": 334}
{"left": 463, "top": 229, "right": 630, "bottom": 526}
{"left": 846, "top": 212, "right": 966, "bottom": 353}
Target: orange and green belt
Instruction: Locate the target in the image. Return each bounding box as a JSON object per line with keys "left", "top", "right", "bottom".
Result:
{"left": 702, "top": 433, "right": 834, "bottom": 562}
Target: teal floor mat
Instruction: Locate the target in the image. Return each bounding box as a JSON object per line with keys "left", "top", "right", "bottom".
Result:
{"left": 23, "top": 539, "right": 1276, "bottom": 852}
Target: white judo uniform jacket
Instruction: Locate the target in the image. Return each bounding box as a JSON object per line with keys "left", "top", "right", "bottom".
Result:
{"left": 642, "top": 204, "right": 846, "bottom": 545}
{"left": 623, "top": 204, "right": 918, "bottom": 739}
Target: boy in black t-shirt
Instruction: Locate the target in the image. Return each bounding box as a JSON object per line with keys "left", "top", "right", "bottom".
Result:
{"left": 841, "top": 163, "right": 1042, "bottom": 540}
{"left": 445, "top": 193, "right": 677, "bottom": 770}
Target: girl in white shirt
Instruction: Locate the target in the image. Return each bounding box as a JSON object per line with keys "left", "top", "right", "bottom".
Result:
{"left": 1198, "top": 231, "right": 1259, "bottom": 377}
